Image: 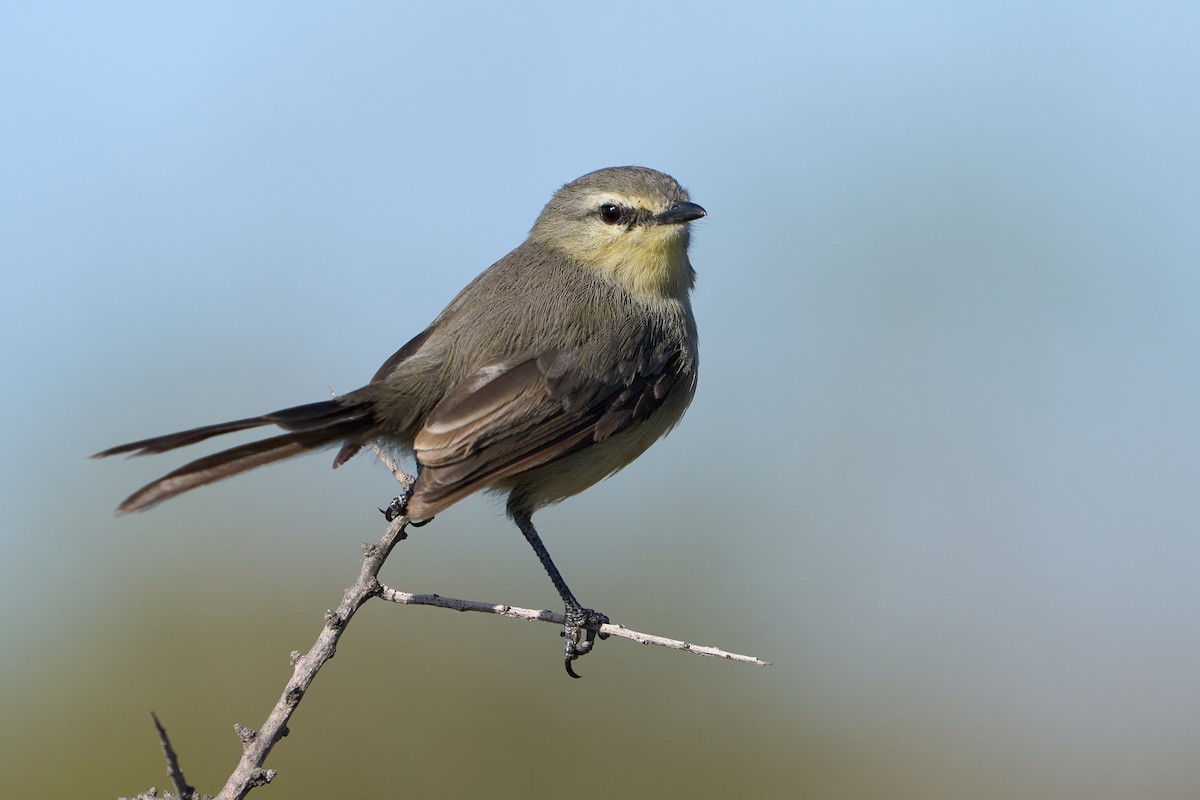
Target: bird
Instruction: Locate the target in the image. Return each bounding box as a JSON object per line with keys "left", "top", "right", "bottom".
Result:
{"left": 94, "top": 165, "right": 705, "bottom": 676}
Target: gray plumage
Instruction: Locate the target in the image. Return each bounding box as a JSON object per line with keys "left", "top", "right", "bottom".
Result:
{"left": 97, "top": 166, "right": 703, "bottom": 522}
{"left": 95, "top": 166, "right": 705, "bottom": 674}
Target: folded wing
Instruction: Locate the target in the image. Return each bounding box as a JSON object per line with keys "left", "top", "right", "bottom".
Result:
{"left": 409, "top": 346, "right": 680, "bottom": 517}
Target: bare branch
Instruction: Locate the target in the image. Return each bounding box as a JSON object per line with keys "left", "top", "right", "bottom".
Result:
{"left": 183, "top": 450, "right": 766, "bottom": 799}
{"left": 377, "top": 587, "right": 771, "bottom": 667}
{"left": 215, "top": 512, "right": 409, "bottom": 800}
{"left": 151, "top": 712, "right": 196, "bottom": 800}
{"left": 368, "top": 440, "right": 412, "bottom": 487}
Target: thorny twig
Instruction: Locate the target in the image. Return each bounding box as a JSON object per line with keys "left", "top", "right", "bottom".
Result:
{"left": 131, "top": 447, "right": 766, "bottom": 800}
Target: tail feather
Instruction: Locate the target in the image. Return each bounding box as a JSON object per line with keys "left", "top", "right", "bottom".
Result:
{"left": 264, "top": 400, "right": 376, "bottom": 431}
{"left": 95, "top": 399, "right": 379, "bottom": 514}
{"left": 92, "top": 417, "right": 273, "bottom": 458}
{"left": 91, "top": 400, "right": 374, "bottom": 459}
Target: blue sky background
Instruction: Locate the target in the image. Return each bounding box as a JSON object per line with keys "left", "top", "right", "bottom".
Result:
{"left": 3, "top": 2, "right": 1199, "bottom": 798}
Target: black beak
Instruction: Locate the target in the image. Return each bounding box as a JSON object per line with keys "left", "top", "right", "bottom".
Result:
{"left": 653, "top": 201, "right": 707, "bottom": 225}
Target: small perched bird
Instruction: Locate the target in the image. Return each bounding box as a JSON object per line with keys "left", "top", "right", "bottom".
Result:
{"left": 95, "top": 166, "right": 705, "bottom": 676}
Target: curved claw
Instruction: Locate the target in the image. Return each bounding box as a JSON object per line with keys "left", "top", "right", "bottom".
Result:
{"left": 379, "top": 495, "right": 433, "bottom": 526}
{"left": 379, "top": 496, "right": 407, "bottom": 521}
{"left": 561, "top": 606, "right": 609, "bottom": 678}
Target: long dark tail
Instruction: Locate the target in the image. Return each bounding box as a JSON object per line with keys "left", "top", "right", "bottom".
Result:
{"left": 93, "top": 399, "right": 377, "bottom": 514}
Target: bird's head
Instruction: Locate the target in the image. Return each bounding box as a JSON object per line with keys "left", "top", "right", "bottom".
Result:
{"left": 530, "top": 166, "right": 706, "bottom": 300}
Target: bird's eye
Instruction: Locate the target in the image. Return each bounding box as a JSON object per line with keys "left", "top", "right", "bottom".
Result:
{"left": 598, "top": 204, "right": 622, "bottom": 224}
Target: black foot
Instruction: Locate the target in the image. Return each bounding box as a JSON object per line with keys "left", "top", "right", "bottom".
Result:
{"left": 380, "top": 496, "right": 406, "bottom": 521}
{"left": 562, "top": 605, "right": 610, "bottom": 679}
{"left": 379, "top": 496, "right": 434, "bottom": 526}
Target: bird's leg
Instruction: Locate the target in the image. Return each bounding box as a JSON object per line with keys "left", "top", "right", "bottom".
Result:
{"left": 513, "top": 513, "right": 609, "bottom": 678}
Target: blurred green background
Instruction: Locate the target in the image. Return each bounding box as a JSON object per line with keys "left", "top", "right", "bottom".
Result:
{"left": 4, "top": 2, "right": 1199, "bottom": 798}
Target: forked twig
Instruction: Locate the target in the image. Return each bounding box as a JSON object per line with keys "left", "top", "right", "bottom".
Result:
{"left": 129, "top": 443, "right": 765, "bottom": 800}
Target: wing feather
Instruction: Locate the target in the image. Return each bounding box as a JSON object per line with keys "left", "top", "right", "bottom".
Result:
{"left": 408, "top": 344, "right": 684, "bottom": 518}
